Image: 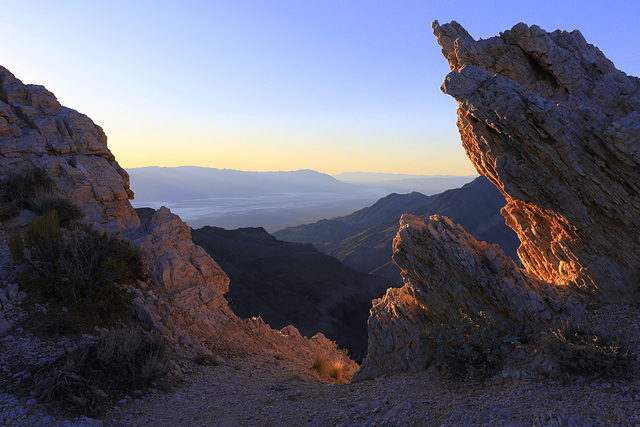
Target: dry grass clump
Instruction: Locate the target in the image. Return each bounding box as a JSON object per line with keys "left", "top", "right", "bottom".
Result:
{"left": 540, "top": 324, "right": 635, "bottom": 379}
{"left": 0, "top": 167, "right": 55, "bottom": 207}
{"left": 194, "top": 354, "right": 223, "bottom": 366}
{"left": 27, "top": 194, "right": 84, "bottom": 223}
{"left": 28, "top": 327, "right": 170, "bottom": 416}
{"left": 312, "top": 352, "right": 346, "bottom": 382}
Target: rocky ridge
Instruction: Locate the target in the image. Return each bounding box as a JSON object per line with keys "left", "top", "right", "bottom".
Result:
{"left": 357, "top": 22, "right": 640, "bottom": 380}
{"left": 0, "top": 66, "right": 356, "bottom": 390}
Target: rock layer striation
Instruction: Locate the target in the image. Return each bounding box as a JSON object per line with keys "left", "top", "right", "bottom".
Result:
{"left": 356, "top": 22, "right": 640, "bottom": 380}
{"left": 433, "top": 21, "right": 640, "bottom": 300}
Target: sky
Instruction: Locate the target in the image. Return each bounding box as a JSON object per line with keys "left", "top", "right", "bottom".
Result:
{"left": 1, "top": 1, "right": 638, "bottom": 176}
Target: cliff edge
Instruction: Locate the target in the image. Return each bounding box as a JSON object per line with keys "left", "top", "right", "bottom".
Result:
{"left": 356, "top": 21, "right": 640, "bottom": 380}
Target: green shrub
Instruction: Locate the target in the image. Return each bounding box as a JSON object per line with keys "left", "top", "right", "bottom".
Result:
{"left": 29, "top": 327, "right": 170, "bottom": 416}
{"left": 28, "top": 195, "right": 84, "bottom": 224}
{"left": 7, "top": 230, "right": 25, "bottom": 261}
{"left": 421, "top": 310, "right": 504, "bottom": 379}
{"left": 20, "top": 224, "right": 145, "bottom": 323}
{"left": 541, "top": 324, "right": 635, "bottom": 378}
{"left": 0, "top": 167, "right": 55, "bottom": 206}
{"left": 24, "top": 210, "right": 60, "bottom": 246}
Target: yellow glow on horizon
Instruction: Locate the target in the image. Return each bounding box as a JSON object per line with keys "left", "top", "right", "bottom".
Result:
{"left": 108, "top": 130, "right": 476, "bottom": 176}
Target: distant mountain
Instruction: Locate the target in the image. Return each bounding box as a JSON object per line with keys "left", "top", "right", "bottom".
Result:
{"left": 127, "top": 166, "right": 392, "bottom": 230}
{"left": 128, "top": 166, "right": 354, "bottom": 202}
{"left": 334, "top": 172, "right": 477, "bottom": 195}
{"left": 190, "top": 226, "right": 392, "bottom": 360}
{"left": 274, "top": 177, "right": 520, "bottom": 285}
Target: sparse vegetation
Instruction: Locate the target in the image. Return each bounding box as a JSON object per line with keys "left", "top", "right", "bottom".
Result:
{"left": 329, "top": 358, "right": 345, "bottom": 382}
{"left": 7, "top": 230, "right": 24, "bottom": 261}
{"left": 27, "top": 194, "right": 84, "bottom": 223}
{"left": 12, "top": 212, "right": 145, "bottom": 323}
{"left": 312, "top": 351, "right": 346, "bottom": 382}
{"left": 421, "top": 310, "right": 504, "bottom": 379}
{"left": 540, "top": 324, "right": 635, "bottom": 378}
{"left": 0, "top": 166, "right": 84, "bottom": 223}
{"left": 24, "top": 209, "right": 60, "bottom": 246}
{"left": 28, "top": 327, "right": 170, "bottom": 416}
{"left": 0, "top": 167, "right": 55, "bottom": 207}
{"left": 0, "top": 200, "right": 20, "bottom": 221}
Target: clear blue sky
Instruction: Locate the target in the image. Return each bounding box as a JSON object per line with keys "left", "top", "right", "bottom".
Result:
{"left": 2, "top": 1, "right": 638, "bottom": 175}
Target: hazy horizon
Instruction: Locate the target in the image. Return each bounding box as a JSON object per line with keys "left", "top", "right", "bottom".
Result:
{"left": 2, "top": 2, "right": 637, "bottom": 176}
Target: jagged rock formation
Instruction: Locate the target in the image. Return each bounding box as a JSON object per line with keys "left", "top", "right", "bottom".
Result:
{"left": 356, "top": 214, "right": 569, "bottom": 379}
{"left": 0, "top": 67, "right": 139, "bottom": 231}
{"left": 433, "top": 21, "right": 640, "bottom": 301}
{"left": 356, "top": 22, "right": 640, "bottom": 380}
{"left": 0, "top": 67, "right": 356, "bottom": 380}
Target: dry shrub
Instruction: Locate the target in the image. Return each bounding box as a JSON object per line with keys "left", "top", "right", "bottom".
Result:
{"left": 312, "top": 351, "right": 330, "bottom": 375}
{"left": 24, "top": 209, "right": 60, "bottom": 246}
{"left": 541, "top": 324, "right": 635, "bottom": 378}
{"left": 0, "top": 167, "right": 55, "bottom": 206}
{"left": 194, "top": 354, "right": 222, "bottom": 366}
{"left": 29, "top": 327, "right": 170, "bottom": 416}
{"left": 0, "top": 200, "right": 20, "bottom": 221}
{"left": 312, "top": 352, "right": 346, "bottom": 381}
{"left": 7, "top": 230, "right": 24, "bottom": 261}
{"left": 421, "top": 310, "right": 504, "bottom": 379}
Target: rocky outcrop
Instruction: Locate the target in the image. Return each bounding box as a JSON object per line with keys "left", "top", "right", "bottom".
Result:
{"left": 356, "top": 22, "right": 640, "bottom": 380}
{"left": 0, "top": 66, "right": 139, "bottom": 231}
{"left": 131, "top": 207, "right": 358, "bottom": 378}
{"left": 433, "top": 21, "right": 640, "bottom": 301}
{"left": 0, "top": 66, "right": 357, "bottom": 381}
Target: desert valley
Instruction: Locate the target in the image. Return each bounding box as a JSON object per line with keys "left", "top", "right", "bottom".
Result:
{"left": 1, "top": 18, "right": 640, "bottom": 427}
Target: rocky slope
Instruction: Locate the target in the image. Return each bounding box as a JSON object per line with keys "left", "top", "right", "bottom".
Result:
{"left": 190, "top": 225, "right": 391, "bottom": 360}
{"left": 275, "top": 176, "right": 520, "bottom": 284}
{"left": 0, "top": 66, "right": 139, "bottom": 232}
{"left": 0, "top": 66, "right": 356, "bottom": 387}
{"left": 356, "top": 22, "right": 640, "bottom": 380}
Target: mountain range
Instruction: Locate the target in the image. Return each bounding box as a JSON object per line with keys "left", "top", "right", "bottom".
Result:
{"left": 274, "top": 176, "right": 520, "bottom": 284}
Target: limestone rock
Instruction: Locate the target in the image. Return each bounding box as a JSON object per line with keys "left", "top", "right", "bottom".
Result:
{"left": 0, "top": 66, "right": 139, "bottom": 231}
{"left": 433, "top": 21, "right": 640, "bottom": 301}
{"left": 131, "top": 207, "right": 358, "bottom": 379}
{"left": 357, "top": 22, "right": 639, "bottom": 379}
{"left": 355, "top": 214, "right": 571, "bottom": 380}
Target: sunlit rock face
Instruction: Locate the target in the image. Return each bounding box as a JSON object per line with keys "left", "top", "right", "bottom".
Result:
{"left": 433, "top": 21, "right": 640, "bottom": 301}
{"left": 355, "top": 21, "right": 640, "bottom": 380}
{"left": 131, "top": 207, "right": 359, "bottom": 380}
{"left": 0, "top": 66, "right": 139, "bottom": 231}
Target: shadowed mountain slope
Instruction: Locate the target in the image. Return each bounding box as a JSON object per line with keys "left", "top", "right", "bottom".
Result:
{"left": 190, "top": 226, "right": 392, "bottom": 360}
{"left": 274, "top": 177, "right": 520, "bottom": 284}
